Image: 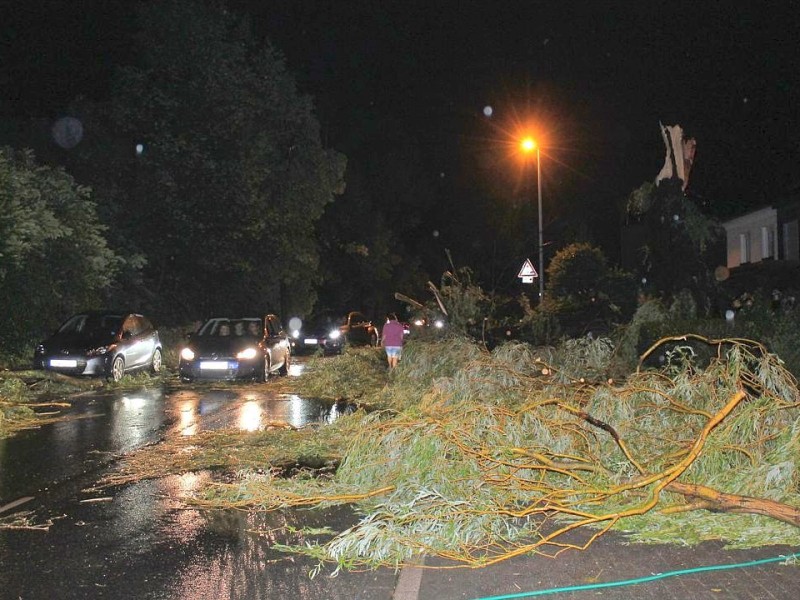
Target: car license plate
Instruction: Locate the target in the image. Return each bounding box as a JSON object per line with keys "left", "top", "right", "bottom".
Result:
{"left": 200, "top": 361, "right": 232, "bottom": 370}
{"left": 50, "top": 359, "right": 78, "bottom": 368}
{"left": 304, "top": 338, "right": 318, "bottom": 345}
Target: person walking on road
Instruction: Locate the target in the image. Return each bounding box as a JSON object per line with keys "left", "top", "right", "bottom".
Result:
{"left": 381, "top": 313, "right": 405, "bottom": 369}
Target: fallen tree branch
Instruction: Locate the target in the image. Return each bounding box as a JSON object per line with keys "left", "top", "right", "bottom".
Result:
{"left": 666, "top": 481, "right": 800, "bottom": 527}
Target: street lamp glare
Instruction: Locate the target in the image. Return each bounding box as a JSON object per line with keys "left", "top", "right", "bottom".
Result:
{"left": 521, "top": 137, "right": 536, "bottom": 153}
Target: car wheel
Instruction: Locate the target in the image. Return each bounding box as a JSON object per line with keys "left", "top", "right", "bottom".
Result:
{"left": 260, "top": 356, "right": 270, "bottom": 382}
{"left": 278, "top": 351, "right": 290, "bottom": 376}
{"left": 110, "top": 356, "right": 125, "bottom": 382}
{"left": 150, "top": 349, "right": 162, "bottom": 374}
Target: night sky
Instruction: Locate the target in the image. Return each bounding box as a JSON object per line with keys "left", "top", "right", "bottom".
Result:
{"left": 2, "top": 0, "right": 799, "bottom": 223}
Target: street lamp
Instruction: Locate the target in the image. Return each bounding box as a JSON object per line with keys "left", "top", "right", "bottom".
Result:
{"left": 521, "top": 137, "right": 544, "bottom": 302}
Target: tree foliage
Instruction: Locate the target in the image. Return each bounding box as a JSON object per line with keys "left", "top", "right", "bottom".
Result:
{"left": 626, "top": 180, "right": 725, "bottom": 313}
{"left": 547, "top": 242, "right": 608, "bottom": 300}
{"left": 314, "top": 125, "right": 437, "bottom": 319}
{"left": 84, "top": 0, "right": 345, "bottom": 322}
{"left": 540, "top": 242, "right": 637, "bottom": 338}
{"left": 0, "top": 147, "right": 120, "bottom": 350}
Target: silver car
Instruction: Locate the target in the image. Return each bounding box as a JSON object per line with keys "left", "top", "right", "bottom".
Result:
{"left": 33, "top": 311, "right": 163, "bottom": 382}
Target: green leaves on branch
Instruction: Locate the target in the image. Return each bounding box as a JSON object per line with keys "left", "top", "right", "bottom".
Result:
{"left": 0, "top": 148, "right": 120, "bottom": 350}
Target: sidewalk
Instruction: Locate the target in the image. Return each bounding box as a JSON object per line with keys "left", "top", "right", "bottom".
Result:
{"left": 392, "top": 534, "right": 800, "bottom": 600}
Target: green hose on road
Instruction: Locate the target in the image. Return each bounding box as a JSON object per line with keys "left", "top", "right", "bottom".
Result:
{"left": 472, "top": 551, "right": 800, "bottom": 600}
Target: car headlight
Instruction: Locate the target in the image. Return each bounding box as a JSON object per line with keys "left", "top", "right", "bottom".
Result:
{"left": 180, "top": 348, "right": 195, "bottom": 361}
{"left": 328, "top": 330, "right": 341, "bottom": 340}
{"left": 291, "top": 329, "right": 300, "bottom": 339}
{"left": 434, "top": 319, "right": 445, "bottom": 329}
{"left": 34, "top": 344, "right": 45, "bottom": 354}
{"left": 237, "top": 347, "right": 258, "bottom": 359}
{"left": 88, "top": 345, "right": 111, "bottom": 357}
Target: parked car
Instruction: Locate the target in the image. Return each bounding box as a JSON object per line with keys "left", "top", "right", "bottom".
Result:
{"left": 340, "top": 311, "right": 379, "bottom": 346}
{"left": 33, "top": 311, "right": 162, "bottom": 382}
{"left": 289, "top": 311, "right": 345, "bottom": 355}
{"left": 178, "top": 315, "right": 290, "bottom": 382}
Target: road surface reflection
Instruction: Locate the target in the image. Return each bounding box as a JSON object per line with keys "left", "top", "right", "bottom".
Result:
{"left": 169, "top": 390, "right": 343, "bottom": 437}
{"left": 0, "top": 358, "right": 395, "bottom": 598}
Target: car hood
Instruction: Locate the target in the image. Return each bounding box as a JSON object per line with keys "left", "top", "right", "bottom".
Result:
{"left": 188, "top": 336, "right": 260, "bottom": 355}
{"left": 303, "top": 324, "right": 341, "bottom": 337}
{"left": 41, "top": 332, "right": 117, "bottom": 350}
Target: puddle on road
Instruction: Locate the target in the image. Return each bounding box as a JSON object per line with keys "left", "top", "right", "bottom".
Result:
{"left": 0, "top": 386, "right": 168, "bottom": 504}
{"left": 168, "top": 390, "right": 352, "bottom": 436}
{"left": 0, "top": 356, "right": 349, "bottom": 505}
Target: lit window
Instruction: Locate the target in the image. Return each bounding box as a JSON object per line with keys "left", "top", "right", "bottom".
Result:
{"left": 739, "top": 233, "right": 750, "bottom": 264}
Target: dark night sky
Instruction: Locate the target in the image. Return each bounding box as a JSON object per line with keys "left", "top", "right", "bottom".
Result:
{"left": 245, "top": 1, "right": 800, "bottom": 217}
{"left": 2, "top": 0, "right": 799, "bottom": 223}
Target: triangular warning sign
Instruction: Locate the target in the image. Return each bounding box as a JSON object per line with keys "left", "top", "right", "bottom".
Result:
{"left": 517, "top": 259, "right": 538, "bottom": 279}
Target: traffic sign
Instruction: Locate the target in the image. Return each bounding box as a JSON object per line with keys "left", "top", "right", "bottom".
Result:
{"left": 517, "top": 259, "right": 538, "bottom": 281}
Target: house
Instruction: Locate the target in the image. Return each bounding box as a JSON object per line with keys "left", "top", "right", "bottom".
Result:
{"left": 722, "top": 204, "right": 799, "bottom": 268}
{"left": 718, "top": 201, "right": 800, "bottom": 300}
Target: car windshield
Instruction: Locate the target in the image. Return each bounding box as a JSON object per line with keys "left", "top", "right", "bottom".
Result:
{"left": 311, "top": 313, "right": 342, "bottom": 330}
{"left": 58, "top": 314, "right": 123, "bottom": 337}
{"left": 198, "top": 318, "right": 262, "bottom": 337}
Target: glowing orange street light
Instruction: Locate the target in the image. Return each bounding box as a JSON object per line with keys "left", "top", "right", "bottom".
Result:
{"left": 521, "top": 137, "right": 536, "bottom": 153}
{"left": 521, "top": 136, "right": 544, "bottom": 302}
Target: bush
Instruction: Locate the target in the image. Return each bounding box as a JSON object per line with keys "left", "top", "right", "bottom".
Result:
{"left": 613, "top": 290, "right": 800, "bottom": 378}
{"left": 499, "top": 248, "right": 635, "bottom": 347}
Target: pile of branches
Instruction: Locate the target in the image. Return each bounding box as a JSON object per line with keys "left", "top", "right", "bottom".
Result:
{"left": 0, "top": 371, "right": 79, "bottom": 437}
{"left": 194, "top": 334, "right": 800, "bottom": 572}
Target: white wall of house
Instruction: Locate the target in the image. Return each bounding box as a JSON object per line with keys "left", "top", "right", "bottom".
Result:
{"left": 722, "top": 207, "right": 779, "bottom": 268}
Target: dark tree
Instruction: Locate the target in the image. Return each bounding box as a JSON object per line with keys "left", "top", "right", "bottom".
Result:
{"left": 82, "top": 0, "right": 345, "bottom": 322}
{"left": 626, "top": 180, "right": 725, "bottom": 314}
{"left": 314, "top": 122, "right": 437, "bottom": 319}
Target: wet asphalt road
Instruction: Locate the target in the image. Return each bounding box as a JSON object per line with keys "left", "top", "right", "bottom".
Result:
{"left": 0, "top": 359, "right": 398, "bottom": 599}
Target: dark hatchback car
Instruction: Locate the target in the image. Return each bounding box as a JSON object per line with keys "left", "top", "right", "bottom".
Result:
{"left": 33, "top": 311, "right": 163, "bottom": 382}
{"left": 178, "top": 315, "right": 290, "bottom": 382}
{"left": 289, "top": 312, "right": 345, "bottom": 355}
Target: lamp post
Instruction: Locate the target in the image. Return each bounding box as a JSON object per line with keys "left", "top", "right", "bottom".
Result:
{"left": 521, "top": 137, "right": 544, "bottom": 302}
